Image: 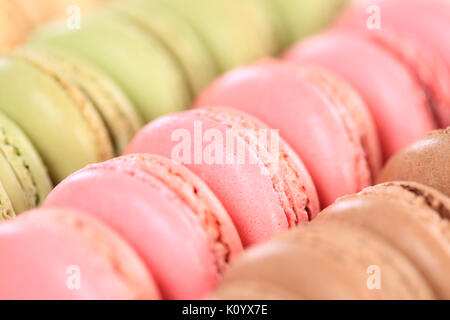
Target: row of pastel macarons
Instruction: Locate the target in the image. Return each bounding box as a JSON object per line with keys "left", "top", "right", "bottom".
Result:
{"left": 0, "top": 0, "right": 449, "bottom": 249}
{"left": 0, "top": 0, "right": 108, "bottom": 51}
{"left": 0, "top": 127, "right": 448, "bottom": 299}
{"left": 0, "top": 0, "right": 449, "bottom": 298}
{"left": 0, "top": 0, "right": 348, "bottom": 217}
{"left": 2, "top": 0, "right": 449, "bottom": 220}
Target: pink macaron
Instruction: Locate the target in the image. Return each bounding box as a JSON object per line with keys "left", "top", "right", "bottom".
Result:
{"left": 285, "top": 30, "right": 437, "bottom": 159}
{"left": 0, "top": 208, "right": 159, "bottom": 300}
{"left": 125, "top": 107, "right": 320, "bottom": 246}
{"left": 337, "top": 0, "right": 450, "bottom": 128}
{"left": 195, "top": 59, "right": 381, "bottom": 207}
{"left": 338, "top": 0, "right": 450, "bottom": 71}
{"left": 44, "top": 154, "right": 243, "bottom": 300}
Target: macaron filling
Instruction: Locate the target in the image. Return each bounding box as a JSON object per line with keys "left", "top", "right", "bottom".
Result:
{"left": 85, "top": 154, "right": 234, "bottom": 275}
{"left": 192, "top": 107, "right": 312, "bottom": 225}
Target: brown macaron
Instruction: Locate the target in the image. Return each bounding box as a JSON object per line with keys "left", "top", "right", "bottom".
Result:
{"left": 377, "top": 128, "right": 450, "bottom": 197}
{"left": 213, "top": 221, "right": 433, "bottom": 299}
{"left": 317, "top": 181, "right": 450, "bottom": 299}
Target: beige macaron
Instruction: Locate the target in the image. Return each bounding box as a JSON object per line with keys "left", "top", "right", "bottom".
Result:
{"left": 214, "top": 220, "right": 433, "bottom": 299}
{"left": 317, "top": 181, "right": 450, "bottom": 299}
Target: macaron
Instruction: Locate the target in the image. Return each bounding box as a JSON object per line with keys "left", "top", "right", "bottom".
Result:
{"left": 125, "top": 107, "right": 320, "bottom": 246}
{"left": 0, "top": 0, "right": 32, "bottom": 52}
{"left": 214, "top": 221, "right": 433, "bottom": 299}
{"left": 347, "top": 29, "right": 450, "bottom": 128}
{"left": 16, "top": 45, "right": 143, "bottom": 155}
{"left": 338, "top": 0, "right": 450, "bottom": 76}
{"left": 317, "top": 181, "right": 450, "bottom": 299}
{"left": 31, "top": 8, "right": 191, "bottom": 122}
{"left": 44, "top": 154, "right": 243, "bottom": 299}
{"left": 285, "top": 30, "right": 437, "bottom": 159}
{"left": 230, "top": 0, "right": 286, "bottom": 55}
{"left": 271, "top": 0, "right": 349, "bottom": 43}
{"left": 377, "top": 128, "right": 450, "bottom": 197}
{"left": 153, "top": 0, "right": 269, "bottom": 72}
{"left": 245, "top": 0, "right": 290, "bottom": 53}
{"left": 0, "top": 54, "right": 114, "bottom": 183}
{"left": 0, "top": 112, "right": 52, "bottom": 219}
{"left": 109, "top": 0, "right": 218, "bottom": 95}
{"left": 15, "top": 0, "right": 58, "bottom": 25}
{"left": 0, "top": 208, "right": 160, "bottom": 299}
{"left": 195, "top": 59, "right": 381, "bottom": 207}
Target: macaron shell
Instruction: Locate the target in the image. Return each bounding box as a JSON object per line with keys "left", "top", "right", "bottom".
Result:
{"left": 246, "top": 0, "right": 290, "bottom": 51}
{"left": 195, "top": 59, "right": 371, "bottom": 206}
{"left": 377, "top": 128, "right": 450, "bottom": 197}
{"left": 317, "top": 185, "right": 450, "bottom": 299}
{"left": 16, "top": 0, "right": 56, "bottom": 25}
{"left": 44, "top": 159, "right": 233, "bottom": 299}
{"left": 272, "top": 0, "right": 348, "bottom": 43}
{"left": 112, "top": 0, "right": 218, "bottom": 95}
{"left": 340, "top": 28, "right": 450, "bottom": 128}
{"left": 297, "top": 63, "right": 382, "bottom": 179}
{"left": 338, "top": 0, "right": 450, "bottom": 73}
{"left": 0, "top": 208, "right": 159, "bottom": 299}
{"left": 0, "top": 112, "right": 52, "bottom": 206}
{"left": 0, "top": 56, "right": 113, "bottom": 182}
{"left": 285, "top": 31, "right": 437, "bottom": 159}
{"left": 17, "top": 45, "right": 143, "bottom": 155}
{"left": 231, "top": 0, "right": 284, "bottom": 55}
{"left": 32, "top": 10, "right": 192, "bottom": 122}
{"left": 0, "top": 0, "right": 32, "bottom": 51}
{"left": 156, "top": 0, "right": 267, "bottom": 72}
{"left": 220, "top": 222, "right": 433, "bottom": 299}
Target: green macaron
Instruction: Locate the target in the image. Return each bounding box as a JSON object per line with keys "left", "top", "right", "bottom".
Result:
{"left": 110, "top": 0, "right": 218, "bottom": 96}
{"left": 31, "top": 9, "right": 192, "bottom": 122}
{"left": 16, "top": 45, "right": 143, "bottom": 155}
{"left": 238, "top": 0, "right": 289, "bottom": 54}
{"left": 0, "top": 112, "right": 52, "bottom": 220}
{"left": 154, "top": 0, "right": 269, "bottom": 72}
{"left": 0, "top": 54, "right": 114, "bottom": 183}
{"left": 272, "top": 0, "right": 348, "bottom": 44}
